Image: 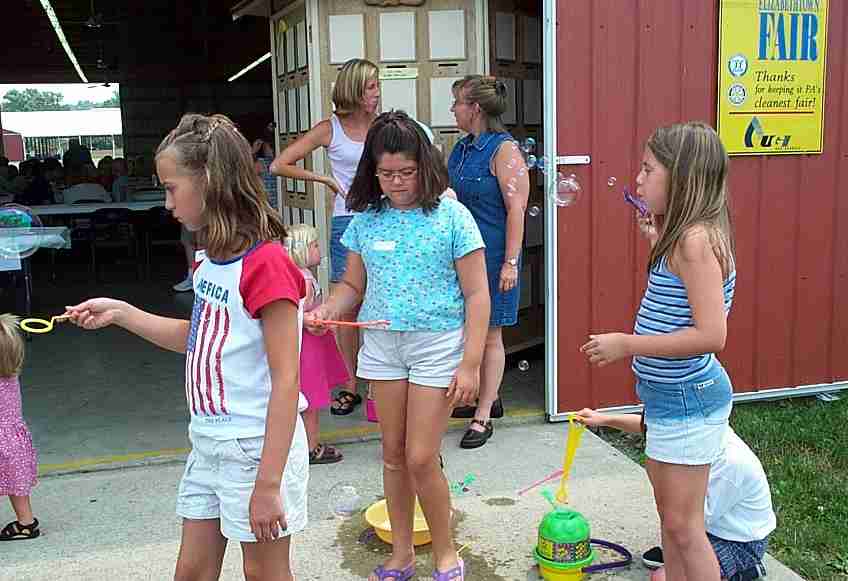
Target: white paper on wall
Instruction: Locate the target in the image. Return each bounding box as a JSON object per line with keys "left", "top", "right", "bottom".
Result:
{"left": 277, "top": 88, "right": 289, "bottom": 134}
{"left": 495, "top": 12, "right": 516, "bottom": 61}
{"left": 296, "top": 159, "right": 306, "bottom": 193}
{"left": 276, "top": 22, "right": 286, "bottom": 73}
{"left": 298, "top": 84, "right": 310, "bottom": 131}
{"left": 303, "top": 208, "right": 314, "bottom": 226}
{"left": 430, "top": 77, "right": 462, "bottom": 127}
{"left": 286, "top": 177, "right": 295, "bottom": 192}
{"left": 428, "top": 10, "right": 466, "bottom": 60}
{"left": 329, "top": 14, "right": 365, "bottom": 64}
{"left": 502, "top": 78, "right": 517, "bottom": 125}
{"left": 381, "top": 78, "right": 418, "bottom": 118}
{"left": 524, "top": 16, "right": 541, "bottom": 63}
{"left": 285, "top": 27, "right": 296, "bottom": 73}
{"left": 296, "top": 21, "right": 308, "bottom": 69}
{"left": 287, "top": 88, "right": 298, "bottom": 133}
{"left": 523, "top": 79, "right": 542, "bottom": 125}
{"left": 380, "top": 12, "right": 416, "bottom": 62}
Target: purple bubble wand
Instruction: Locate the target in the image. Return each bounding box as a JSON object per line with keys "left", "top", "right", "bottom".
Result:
{"left": 623, "top": 187, "right": 649, "bottom": 217}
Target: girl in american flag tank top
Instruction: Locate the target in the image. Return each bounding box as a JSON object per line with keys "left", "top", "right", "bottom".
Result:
{"left": 67, "top": 114, "right": 309, "bottom": 581}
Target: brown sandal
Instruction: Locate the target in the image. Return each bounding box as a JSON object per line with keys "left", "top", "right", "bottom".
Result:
{"left": 309, "top": 443, "right": 344, "bottom": 464}
{"left": 0, "top": 518, "right": 40, "bottom": 541}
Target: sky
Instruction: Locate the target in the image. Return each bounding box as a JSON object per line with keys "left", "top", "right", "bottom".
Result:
{"left": 0, "top": 83, "right": 118, "bottom": 105}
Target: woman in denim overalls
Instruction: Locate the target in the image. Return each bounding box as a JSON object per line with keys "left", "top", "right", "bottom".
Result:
{"left": 447, "top": 75, "right": 530, "bottom": 449}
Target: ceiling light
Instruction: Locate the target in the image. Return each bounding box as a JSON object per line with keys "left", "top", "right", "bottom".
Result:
{"left": 39, "top": 0, "right": 88, "bottom": 83}
{"left": 228, "top": 52, "right": 271, "bottom": 82}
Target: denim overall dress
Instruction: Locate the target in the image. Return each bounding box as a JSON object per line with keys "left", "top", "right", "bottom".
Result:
{"left": 448, "top": 131, "right": 520, "bottom": 326}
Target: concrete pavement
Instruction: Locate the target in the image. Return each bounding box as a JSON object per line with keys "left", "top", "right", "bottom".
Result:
{"left": 1, "top": 421, "right": 803, "bottom": 580}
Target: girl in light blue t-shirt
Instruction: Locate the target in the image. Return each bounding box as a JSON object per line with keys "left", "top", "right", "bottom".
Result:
{"left": 307, "top": 111, "right": 489, "bottom": 581}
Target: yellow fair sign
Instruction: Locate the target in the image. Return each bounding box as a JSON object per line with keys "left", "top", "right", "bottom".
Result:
{"left": 717, "top": 0, "right": 828, "bottom": 155}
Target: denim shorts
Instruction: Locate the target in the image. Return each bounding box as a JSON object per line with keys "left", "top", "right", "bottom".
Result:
{"left": 636, "top": 362, "right": 733, "bottom": 465}
{"left": 330, "top": 215, "right": 355, "bottom": 282}
{"left": 709, "top": 532, "right": 769, "bottom": 579}
{"left": 357, "top": 327, "right": 465, "bottom": 388}
{"left": 176, "top": 419, "right": 309, "bottom": 542}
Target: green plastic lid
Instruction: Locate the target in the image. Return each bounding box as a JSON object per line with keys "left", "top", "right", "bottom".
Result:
{"left": 538, "top": 508, "right": 591, "bottom": 544}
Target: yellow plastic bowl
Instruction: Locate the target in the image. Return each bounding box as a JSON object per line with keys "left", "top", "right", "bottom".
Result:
{"left": 364, "top": 498, "right": 432, "bottom": 546}
{"left": 537, "top": 562, "right": 585, "bottom": 581}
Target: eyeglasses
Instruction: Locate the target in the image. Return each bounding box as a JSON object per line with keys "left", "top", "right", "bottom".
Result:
{"left": 376, "top": 168, "right": 418, "bottom": 181}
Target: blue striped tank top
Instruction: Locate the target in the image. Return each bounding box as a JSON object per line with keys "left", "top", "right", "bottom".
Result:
{"left": 632, "top": 257, "right": 736, "bottom": 383}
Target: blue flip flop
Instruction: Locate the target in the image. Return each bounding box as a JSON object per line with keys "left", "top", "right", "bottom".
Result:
{"left": 432, "top": 557, "right": 465, "bottom": 580}
{"left": 372, "top": 562, "right": 415, "bottom": 581}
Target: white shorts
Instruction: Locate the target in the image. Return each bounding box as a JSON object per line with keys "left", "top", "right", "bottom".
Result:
{"left": 175, "top": 417, "right": 309, "bottom": 542}
{"left": 357, "top": 327, "right": 465, "bottom": 388}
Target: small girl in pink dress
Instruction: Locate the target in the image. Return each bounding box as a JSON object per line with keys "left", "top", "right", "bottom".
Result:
{"left": 0, "top": 314, "right": 40, "bottom": 540}
{"left": 285, "top": 225, "right": 349, "bottom": 464}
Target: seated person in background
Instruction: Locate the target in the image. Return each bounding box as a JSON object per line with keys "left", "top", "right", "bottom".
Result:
{"left": 575, "top": 409, "right": 776, "bottom": 581}
{"left": 0, "top": 157, "right": 10, "bottom": 192}
{"left": 62, "top": 164, "right": 111, "bottom": 204}
{"left": 62, "top": 138, "right": 93, "bottom": 178}
{"left": 111, "top": 158, "right": 129, "bottom": 201}
{"left": 16, "top": 160, "right": 53, "bottom": 206}
{"left": 97, "top": 156, "right": 115, "bottom": 192}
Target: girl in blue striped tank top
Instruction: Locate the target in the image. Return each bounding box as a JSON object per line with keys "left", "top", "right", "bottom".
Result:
{"left": 581, "top": 122, "right": 736, "bottom": 581}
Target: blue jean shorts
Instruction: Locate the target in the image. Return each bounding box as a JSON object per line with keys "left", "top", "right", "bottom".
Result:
{"left": 636, "top": 362, "right": 733, "bottom": 465}
{"left": 330, "top": 215, "right": 354, "bottom": 282}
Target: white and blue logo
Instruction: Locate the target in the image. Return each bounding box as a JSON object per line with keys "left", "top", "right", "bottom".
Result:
{"left": 728, "top": 53, "right": 748, "bottom": 77}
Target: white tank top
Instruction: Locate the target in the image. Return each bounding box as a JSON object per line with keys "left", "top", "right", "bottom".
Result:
{"left": 327, "top": 114, "right": 365, "bottom": 217}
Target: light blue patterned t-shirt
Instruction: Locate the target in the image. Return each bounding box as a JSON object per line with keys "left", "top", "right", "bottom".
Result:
{"left": 341, "top": 197, "right": 485, "bottom": 331}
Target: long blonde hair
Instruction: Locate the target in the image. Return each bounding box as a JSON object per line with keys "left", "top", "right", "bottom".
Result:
{"left": 283, "top": 224, "right": 319, "bottom": 269}
{"left": 155, "top": 114, "right": 286, "bottom": 260}
{"left": 646, "top": 122, "right": 735, "bottom": 278}
{"left": 332, "top": 59, "right": 379, "bottom": 116}
{"left": 0, "top": 314, "right": 24, "bottom": 378}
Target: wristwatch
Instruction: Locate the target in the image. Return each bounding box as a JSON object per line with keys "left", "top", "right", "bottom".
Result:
{"left": 505, "top": 256, "right": 519, "bottom": 267}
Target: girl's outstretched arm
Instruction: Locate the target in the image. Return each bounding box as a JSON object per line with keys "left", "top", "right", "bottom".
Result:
{"left": 251, "top": 298, "right": 301, "bottom": 542}
{"left": 581, "top": 227, "right": 728, "bottom": 365}
{"left": 66, "top": 298, "right": 190, "bottom": 353}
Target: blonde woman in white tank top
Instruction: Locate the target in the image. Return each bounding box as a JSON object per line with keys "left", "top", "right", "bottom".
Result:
{"left": 271, "top": 58, "right": 380, "bottom": 415}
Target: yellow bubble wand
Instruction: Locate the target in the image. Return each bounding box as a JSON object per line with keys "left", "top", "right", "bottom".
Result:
{"left": 19, "top": 314, "right": 71, "bottom": 334}
{"left": 517, "top": 414, "right": 586, "bottom": 500}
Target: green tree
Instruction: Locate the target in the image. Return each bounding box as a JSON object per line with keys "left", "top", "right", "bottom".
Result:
{"left": 1, "top": 88, "right": 66, "bottom": 111}
{"left": 97, "top": 89, "right": 120, "bottom": 108}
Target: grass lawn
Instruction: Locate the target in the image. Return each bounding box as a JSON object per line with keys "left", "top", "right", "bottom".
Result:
{"left": 595, "top": 395, "right": 848, "bottom": 580}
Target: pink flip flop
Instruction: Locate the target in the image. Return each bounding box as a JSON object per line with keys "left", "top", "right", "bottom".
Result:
{"left": 432, "top": 557, "right": 465, "bottom": 580}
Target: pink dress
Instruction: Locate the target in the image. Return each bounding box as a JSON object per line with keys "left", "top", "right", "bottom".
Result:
{"left": 0, "top": 377, "right": 38, "bottom": 496}
{"left": 300, "top": 269, "right": 350, "bottom": 409}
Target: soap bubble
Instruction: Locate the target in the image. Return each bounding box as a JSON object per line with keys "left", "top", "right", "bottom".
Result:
{"left": 507, "top": 157, "right": 519, "bottom": 170}
{"left": 607, "top": 176, "right": 617, "bottom": 187}
{"left": 536, "top": 157, "right": 547, "bottom": 174}
{"left": 526, "top": 155, "right": 537, "bottom": 169}
{"left": 328, "top": 482, "right": 363, "bottom": 518}
{"left": 518, "top": 360, "right": 530, "bottom": 372}
{"left": 528, "top": 206, "right": 541, "bottom": 217}
{"left": 522, "top": 137, "right": 536, "bottom": 153}
{"left": 507, "top": 178, "right": 519, "bottom": 195}
{"left": 0, "top": 204, "right": 43, "bottom": 259}
{"left": 551, "top": 174, "right": 582, "bottom": 207}
{"left": 518, "top": 167, "right": 527, "bottom": 177}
